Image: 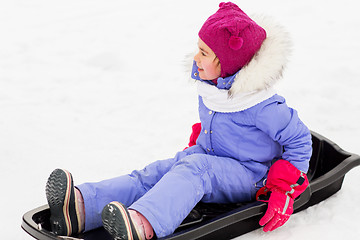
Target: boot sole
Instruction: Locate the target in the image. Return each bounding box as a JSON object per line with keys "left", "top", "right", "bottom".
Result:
{"left": 102, "top": 201, "right": 140, "bottom": 240}
{"left": 45, "top": 169, "right": 77, "bottom": 236}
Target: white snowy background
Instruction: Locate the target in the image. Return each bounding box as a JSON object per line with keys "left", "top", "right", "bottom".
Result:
{"left": 1, "top": 0, "right": 360, "bottom": 239}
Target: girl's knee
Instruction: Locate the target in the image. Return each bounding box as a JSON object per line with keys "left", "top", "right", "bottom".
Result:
{"left": 172, "top": 154, "right": 210, "bottom": 173}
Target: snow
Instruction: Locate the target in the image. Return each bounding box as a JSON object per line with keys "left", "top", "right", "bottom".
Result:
{"left": 1, "top": 0, "right": 359, "bottom": 239}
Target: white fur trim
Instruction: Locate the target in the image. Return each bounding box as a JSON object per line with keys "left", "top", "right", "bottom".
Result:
{"left": 229, "top": 15, "right": 292, "bottom": 94}
{"left": 197, "top": 81, "right": 276, "bottom": 113}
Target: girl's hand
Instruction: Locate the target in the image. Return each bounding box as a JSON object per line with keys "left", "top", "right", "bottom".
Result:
{"left": 258, "top": 190, "right": 293, "bottom": 231}
{"left": 256, "top": 160, "right": 309, "bottom": 232}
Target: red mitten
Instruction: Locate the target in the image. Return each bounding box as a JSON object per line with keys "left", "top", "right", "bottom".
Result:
{"left": 184, "top": 123, "right": 202, "bottom": 150}
{"left": 256, "top": 159, "right": 309, "bottom": 232}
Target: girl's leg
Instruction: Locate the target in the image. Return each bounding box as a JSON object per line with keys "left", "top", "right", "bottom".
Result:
{"left": 129, "top": 153, "right": 262, "bottom": 238}
{"left": 77, "top": 146, "right": 205, "bottom": 231}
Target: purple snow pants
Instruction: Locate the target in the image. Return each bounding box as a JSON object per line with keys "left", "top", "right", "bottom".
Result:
{"left": 76, "top": 145, "right": 266, "bottom": 238}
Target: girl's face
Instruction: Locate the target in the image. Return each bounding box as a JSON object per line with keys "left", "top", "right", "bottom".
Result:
{"left": 194, "top": 39, "right": 221, "bottom": 81}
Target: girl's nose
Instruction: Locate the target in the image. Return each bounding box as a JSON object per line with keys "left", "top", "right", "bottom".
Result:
{"left": 194, "top": 51, "right": 200, "bottom": 63}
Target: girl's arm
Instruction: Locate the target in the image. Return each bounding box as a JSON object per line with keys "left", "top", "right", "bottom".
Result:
{"left": 255, "top": 98, "right": 312, "bottom": 173}
{"left": 255, "top": 98, "right": 312, "bottom": 231}
{"left": 184, "top": 122, "right": 202, "bottom": 150}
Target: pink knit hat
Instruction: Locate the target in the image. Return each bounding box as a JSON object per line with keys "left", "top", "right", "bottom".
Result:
{"left": 199, "top": 2, "right": 267, "bottom": 78}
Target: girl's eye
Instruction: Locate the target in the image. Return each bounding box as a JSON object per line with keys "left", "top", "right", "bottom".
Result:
{"left": 201, "top": 51, "right": 206, "bottom": 56}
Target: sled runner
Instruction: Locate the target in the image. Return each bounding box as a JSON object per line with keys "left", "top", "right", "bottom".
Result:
{"left": 22, "top": 131, "right": 360, "bottom": 240}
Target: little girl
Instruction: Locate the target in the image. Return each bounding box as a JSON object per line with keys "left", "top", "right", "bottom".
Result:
{"left": 45, "top": 2, "right": 312, "bottom": 239}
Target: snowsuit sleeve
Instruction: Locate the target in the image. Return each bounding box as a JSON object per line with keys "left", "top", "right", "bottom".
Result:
{"left": 255, "top": 97, "right": 312, "bottom": 173}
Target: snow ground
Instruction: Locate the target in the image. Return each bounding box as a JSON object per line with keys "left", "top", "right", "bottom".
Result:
{"left": 1, "top": 0, "right": 360, "bottom": 239}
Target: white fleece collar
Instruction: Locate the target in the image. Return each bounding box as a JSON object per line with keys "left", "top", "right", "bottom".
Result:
{"left": 197, "top": 81, "right": 276, "bottom": 113}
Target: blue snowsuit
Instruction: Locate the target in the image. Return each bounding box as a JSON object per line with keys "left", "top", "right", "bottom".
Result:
{"left": 77, "top": 66, "right": 312, "bottom": 237}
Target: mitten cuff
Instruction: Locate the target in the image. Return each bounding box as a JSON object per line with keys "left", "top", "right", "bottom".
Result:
{"left": 257, "top": 159, "right": 309, "bottom": 201}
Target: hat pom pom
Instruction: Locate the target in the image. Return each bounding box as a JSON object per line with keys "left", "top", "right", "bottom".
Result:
{"left": 229, "top": 36, "right": 243, "bottom": 50}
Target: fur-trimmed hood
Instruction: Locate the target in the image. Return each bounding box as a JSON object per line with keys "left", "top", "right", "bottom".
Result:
{"left": 190, "top": 15, "right": 292, "bottom": 95}
{"left": 229, "top": 15, "right": 292, "bottom": 94}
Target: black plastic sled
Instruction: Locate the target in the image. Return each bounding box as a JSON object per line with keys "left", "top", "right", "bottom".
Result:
{"left": 22, "top": 131, "right": 360, "bottom": 240}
